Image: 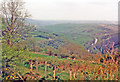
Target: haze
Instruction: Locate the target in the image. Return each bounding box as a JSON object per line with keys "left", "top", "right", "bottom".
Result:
{"left": 0, "top": 0, "right": 118, "bottom": 21}
{"left": 24, "top": 0, "right": 119, "bottom": 21}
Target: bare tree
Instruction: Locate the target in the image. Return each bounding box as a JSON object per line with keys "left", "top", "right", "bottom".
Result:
{"left": 0, "top": 0, "right": 33, "bottom": 47}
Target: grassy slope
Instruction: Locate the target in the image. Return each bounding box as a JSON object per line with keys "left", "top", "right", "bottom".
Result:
{"left": 39, "top": 24, "right": 105, "bottom": 46}
{"left": 14, "top": 52, "right": 118, "bottom": 80}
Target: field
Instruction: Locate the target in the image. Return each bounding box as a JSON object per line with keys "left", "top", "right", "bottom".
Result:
{"left": 31, "top": 23, "right": 118, "bottom": 53}
{"left": 38, "top": 24, "right": 105, "bottom": 45}
{"left": 6, "top": 52, "right": 118, "bottom": 80}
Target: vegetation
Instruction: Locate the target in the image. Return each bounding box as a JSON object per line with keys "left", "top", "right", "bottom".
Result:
{"left": 0, "top": 0, "right": 119, "bottom": 81}
{"left": 38, "top": 24, "right": 105, "bottom": 45}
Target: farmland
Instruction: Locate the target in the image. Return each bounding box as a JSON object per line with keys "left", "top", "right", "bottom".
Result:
{"left": 2, "top": 19, "right": 119, "bottom": 80}
{"left": 1, "top": 0, "right": 119, "bottom": 80}
{"left": 4, "top": 52, "right": 118, "bottom": 80}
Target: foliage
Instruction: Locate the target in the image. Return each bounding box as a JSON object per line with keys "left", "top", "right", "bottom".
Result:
{"left": 2, "top": 43, "right": 32, "bottom": 80}
{"left": 1, "top": 0, "right": 35, "bottom": 47}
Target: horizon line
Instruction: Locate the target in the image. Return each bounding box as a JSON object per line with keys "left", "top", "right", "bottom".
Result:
{"left": 29, "top": 18, "right": 118, "bottom": 22}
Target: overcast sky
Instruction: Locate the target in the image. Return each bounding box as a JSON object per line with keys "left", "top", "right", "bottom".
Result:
{"left": 0, "top": 0, "right": 119, "bottom": 21}
{"left": 24, "top": 0, "right": 119, "bottom": 21}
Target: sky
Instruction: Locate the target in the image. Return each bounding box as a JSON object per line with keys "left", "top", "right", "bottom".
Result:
{"left": 0, "top": 0, "right": 119, "bottom": 21}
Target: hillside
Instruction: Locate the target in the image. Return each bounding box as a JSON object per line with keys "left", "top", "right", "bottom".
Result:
{"left": 29, "top": 21, "right": 118, "bottom": 54}
{"left": 8, "top": 52, "right": 118, "bottom": 80}
{"left": 2, "top": 20, "right": 119, "bottom": 80}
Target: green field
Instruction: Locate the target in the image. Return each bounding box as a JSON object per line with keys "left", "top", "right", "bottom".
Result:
{"left": 38, "top": 24, "right": 105, "bottom": 46}
{"left": 10, "top": 52, "right": 118, "bottom": 80}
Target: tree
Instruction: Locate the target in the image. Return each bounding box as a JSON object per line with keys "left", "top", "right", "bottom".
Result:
{"left": 1, "top": 0, "right": 34, "bottom": 47}
{"left": 57, "top": 42, "right": 89, "bottom": 59}
{"left": 0, "top": 0, "right": 34, "bottom": 80}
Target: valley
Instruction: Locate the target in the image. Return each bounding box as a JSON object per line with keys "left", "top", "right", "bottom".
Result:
{"left": 28, "top": 20, "right": 118, "bottom": 54}
{"left": 1, "top": 0, "right": 119, "bottom": 80}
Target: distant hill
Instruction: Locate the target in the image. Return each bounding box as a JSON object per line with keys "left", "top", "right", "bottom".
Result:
{"left": 26, "top": 19, "right": 117, "bottom": 27}
{"left": 27, "top": 19, "right": 118, "bottom": 54}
